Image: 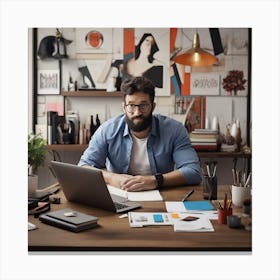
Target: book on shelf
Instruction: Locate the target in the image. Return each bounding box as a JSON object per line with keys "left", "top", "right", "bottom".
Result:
{"left": 192, "top": 142, "right": 218, "bottom": 151}
{"left": 47, "top": 111, "right": 58, "bottom": 145}
{"left": 190, "top": 137, "right": 217, "bottom": 143}
{"left": 191, "top": 129, "right": 219, "bottom": 135}
{"left": 189, "top": 132, "right": 218, "bottom": 140}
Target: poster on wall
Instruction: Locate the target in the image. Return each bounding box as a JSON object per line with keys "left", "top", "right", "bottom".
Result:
{"left": 123, "top": 28, "right": 170, "bottom": 96}
{"left": 38, "top": 70, "right": 60, "bottom": 95}
{"left": 221, "top": 55, "right": 248, "bottom": 96}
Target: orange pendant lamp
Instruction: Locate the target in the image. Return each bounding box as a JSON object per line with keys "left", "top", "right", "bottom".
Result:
{"left": 174, "top": 32, "right": 218, "bottom": 66}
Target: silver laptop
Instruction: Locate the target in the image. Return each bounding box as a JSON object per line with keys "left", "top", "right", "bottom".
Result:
{"left": 50, "top": 161, "right": 141, "bottom": 213}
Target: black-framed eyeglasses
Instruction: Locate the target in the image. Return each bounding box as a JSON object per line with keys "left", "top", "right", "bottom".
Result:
{"left": 125, "top": 103, "right": 151, "bottom": 113}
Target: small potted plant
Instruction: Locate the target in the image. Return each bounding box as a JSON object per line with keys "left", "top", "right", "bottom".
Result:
{"left": 28, "top": 133, "right": 47, "bottom": 195}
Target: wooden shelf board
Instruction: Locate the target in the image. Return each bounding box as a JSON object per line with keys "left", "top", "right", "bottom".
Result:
{"left": 61, "top": 91, "right": 122, "bottom": 97}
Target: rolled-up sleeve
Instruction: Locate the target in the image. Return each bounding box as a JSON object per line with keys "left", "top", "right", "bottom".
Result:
{"left": 172, "top": 125, "right": 202, "bottom": 185}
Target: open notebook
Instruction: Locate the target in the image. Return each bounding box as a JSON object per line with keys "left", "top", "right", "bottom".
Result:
{"left": 107, "top": 185, "right": 163, "bottom": 201}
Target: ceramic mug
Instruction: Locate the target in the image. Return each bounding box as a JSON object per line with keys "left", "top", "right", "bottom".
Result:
{"left": 227, "top": 215, "right": 241, "bottom": 228}
{"left": 231, "top": 185, "right": 251, "bottom": 207}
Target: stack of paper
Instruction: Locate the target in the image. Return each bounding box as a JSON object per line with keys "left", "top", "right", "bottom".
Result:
{"left": 165, "top": 201, "right": 217, "bottom": 232}
{"left": 171, "top": 213, "right": 214, "bottom": 232}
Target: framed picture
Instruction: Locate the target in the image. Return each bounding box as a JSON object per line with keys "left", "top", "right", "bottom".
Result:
{"left": 38, "top": 70, "right": 60, "bottom": 95}
{"left": 75, "top": 28, "right": 113, "bottom": 54}
{"left": 221, "top": 56, "right": 248, "bottom": 96}
{"left": 190, "top": 73, "right": 220, "bottom": 96}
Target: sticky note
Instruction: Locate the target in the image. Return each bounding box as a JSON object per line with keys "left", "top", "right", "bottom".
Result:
{"left": 153, "top": 214, "right": 164, "bottom": 223}
{"left": 171, "top": 213, "right": 180, "bottom": 219}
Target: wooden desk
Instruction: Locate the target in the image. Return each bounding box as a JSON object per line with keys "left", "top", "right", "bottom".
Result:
{"left": 47, "top": 144, "right": 251, "bottom": 159}
{"left": 28, "top": 185, "right": 251, "bottom": 252}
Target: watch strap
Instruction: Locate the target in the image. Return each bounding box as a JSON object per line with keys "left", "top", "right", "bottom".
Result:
{"left": 155, "top": 173, "right": 164, "bottom": 189}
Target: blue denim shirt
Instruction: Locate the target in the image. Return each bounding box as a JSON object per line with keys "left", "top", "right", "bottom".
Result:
{"left": 78, "top": 114, "right": 202, "bottom": 185}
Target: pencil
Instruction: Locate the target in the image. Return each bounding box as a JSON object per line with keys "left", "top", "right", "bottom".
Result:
{"left": 218, "top": 201, "right": 223, "bottom": 210}
{"left": 223, "top": 193, "right": 227, "bottom": 210}
{"left": 227, "top": 200, "right": 232, "bottom": 210}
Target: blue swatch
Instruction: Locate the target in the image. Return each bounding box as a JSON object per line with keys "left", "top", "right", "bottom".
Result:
{"left": 153, "top": 214, "right": 164, "bottom": 223}
{"left": 183, "top": 201, "right": 215, "bottom": 211}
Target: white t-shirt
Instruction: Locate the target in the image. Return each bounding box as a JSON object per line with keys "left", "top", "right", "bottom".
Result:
{"left": 128, "top": 133, "right": 151, "bottom": 175}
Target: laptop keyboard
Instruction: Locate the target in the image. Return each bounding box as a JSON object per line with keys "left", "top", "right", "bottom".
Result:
{"left": 114, "top": 202, "right": 129, "bottom": 210}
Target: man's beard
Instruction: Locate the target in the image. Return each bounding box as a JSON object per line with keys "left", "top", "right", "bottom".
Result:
{"left": 125, "top": 113, "right": 153, "bottom": 132}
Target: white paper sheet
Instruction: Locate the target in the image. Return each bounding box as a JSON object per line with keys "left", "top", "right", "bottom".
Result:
{"left": 172, "top": 213, "right": 215, "bottom": 232}
{"left": 107, "top": 185, "right": 163, "bottom": 201}
{"left": 165, "top": 201, "right": 218, "bottom": 220}
{"left": 128, "top": 212, "right": 173, "bottom": 228}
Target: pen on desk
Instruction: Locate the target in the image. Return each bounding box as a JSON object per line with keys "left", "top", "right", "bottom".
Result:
{"left": 182, "top": 189, "right": 194, "bottom": 201}
{"left": 128, "top": 212, "right": 133, "bottom": 224}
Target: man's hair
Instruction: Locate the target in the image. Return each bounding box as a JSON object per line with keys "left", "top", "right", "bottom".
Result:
{"left": 121, "top": 76, "right": 155, "bottom": 103}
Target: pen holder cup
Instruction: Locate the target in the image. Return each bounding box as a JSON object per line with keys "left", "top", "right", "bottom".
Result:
{"left": 218, "top": 208, "right": 232, "bottom": 224}
{"left": 231, "top": 185, "right": 251, "bottom": 207}
{"left": 203, "top": 175, "right": 217, "bottom": 200}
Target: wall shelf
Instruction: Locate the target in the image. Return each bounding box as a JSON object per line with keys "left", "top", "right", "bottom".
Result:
{"left": 61, "top": 91, "right": 122, "bottom": 97}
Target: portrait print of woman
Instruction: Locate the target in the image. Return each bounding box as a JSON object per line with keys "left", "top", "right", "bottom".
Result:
{"left": 123, "top": 29, "right": 169, "bottom": 95}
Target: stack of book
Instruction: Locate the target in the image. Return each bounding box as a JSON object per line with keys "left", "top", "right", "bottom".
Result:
{"left": 189, "top": 129, "right": 219, "bottom": 151}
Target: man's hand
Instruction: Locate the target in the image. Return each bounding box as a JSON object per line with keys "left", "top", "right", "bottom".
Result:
{"left": 108, "top": 173, "right": 134, "bottom": 188}
{"left": 120, "top": 175, "right": 157, "bottom": 192}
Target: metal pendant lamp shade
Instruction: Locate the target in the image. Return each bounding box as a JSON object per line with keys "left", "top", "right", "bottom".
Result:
{"left": 174, "top": 32, "right": 218, "bottom": 66}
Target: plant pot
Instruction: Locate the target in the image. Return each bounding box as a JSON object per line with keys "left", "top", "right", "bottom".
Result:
{"left": 28, "top": 174, "right": 38, "bottom": 196}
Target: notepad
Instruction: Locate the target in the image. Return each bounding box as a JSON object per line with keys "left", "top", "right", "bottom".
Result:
{"left": 183, "top": 201, "right": 215, "bottom": 211}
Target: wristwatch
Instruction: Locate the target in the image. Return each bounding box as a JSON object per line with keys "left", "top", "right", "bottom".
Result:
{"left": 154, "top": 173, "right": 164, "bottom": 189}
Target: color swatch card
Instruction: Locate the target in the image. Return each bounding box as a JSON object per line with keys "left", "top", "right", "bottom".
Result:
{"left": 183, "top": 201, "right": 215, "bottom": 211}
{"left": 128, "top": 212, "right": 173, "bottom": 228}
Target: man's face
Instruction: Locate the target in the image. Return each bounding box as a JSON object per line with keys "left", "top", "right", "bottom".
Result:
{"left": 123, "top": 92, "right": 155, "bottom": 132}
